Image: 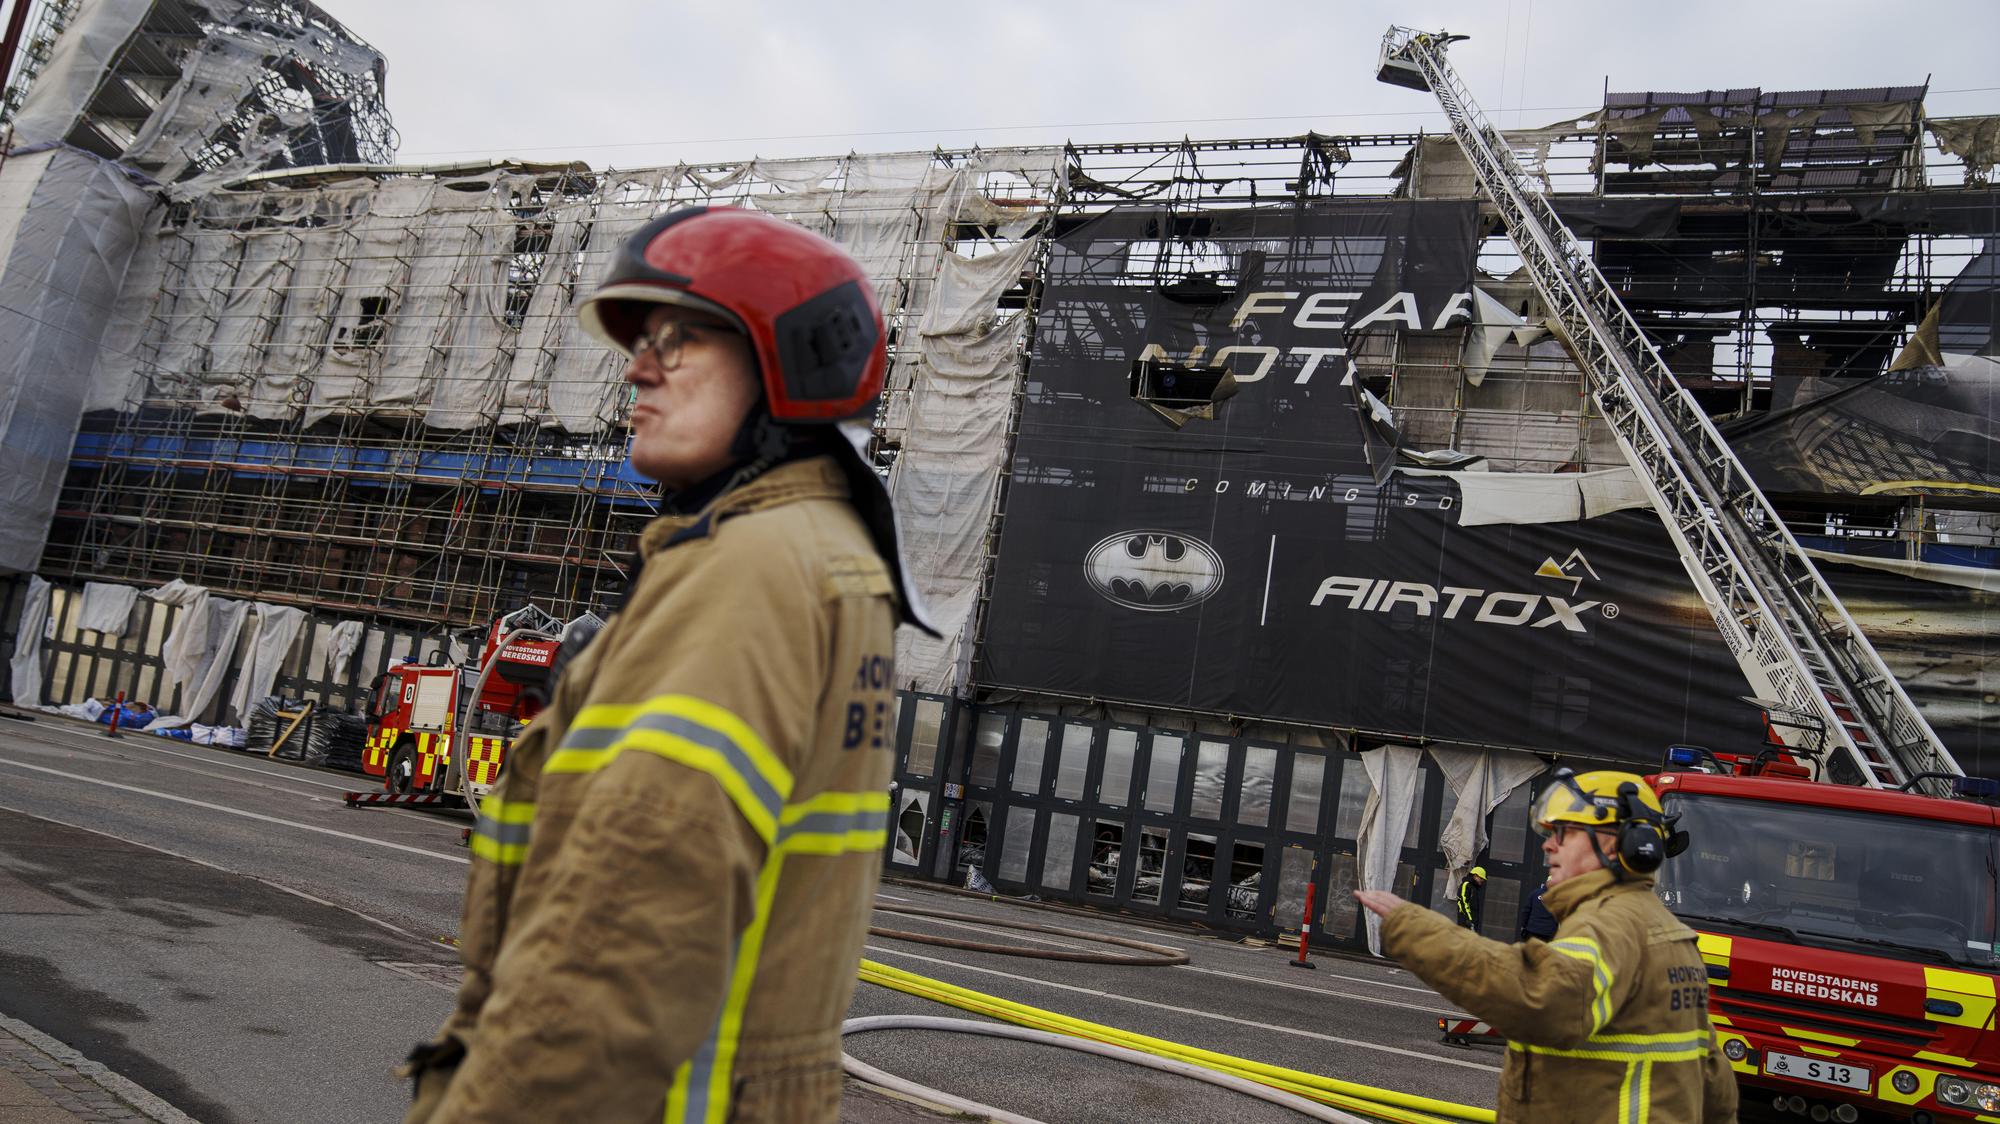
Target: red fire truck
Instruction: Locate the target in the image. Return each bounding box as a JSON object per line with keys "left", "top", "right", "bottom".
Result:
{"left": 1650, "top": 752, "right": 2000, "bottom": 1123}
{"left": 361, "top": 606, "right": 563, "bottom": 801}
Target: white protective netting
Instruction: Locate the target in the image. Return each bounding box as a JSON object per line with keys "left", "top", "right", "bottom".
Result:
{"left": 0, "top": 148, "right": 156, "bottom": 572}
{"left": 75, "top": 147, "right": 1068, "bottom": 687}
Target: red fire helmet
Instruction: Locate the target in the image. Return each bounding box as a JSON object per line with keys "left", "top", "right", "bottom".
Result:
{"left": 576, "top": 206, "right": 885, "bottom": 423}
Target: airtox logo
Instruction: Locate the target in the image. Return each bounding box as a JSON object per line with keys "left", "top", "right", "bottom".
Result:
{"left": 1536, "top": 549, "right": 1600, "bottom": 597}
{"left": 1308, "top": 547, "right": 1619, "bottom": 632}
{"left": 1086, "top": 531, "right": 1225, "bottom": 612}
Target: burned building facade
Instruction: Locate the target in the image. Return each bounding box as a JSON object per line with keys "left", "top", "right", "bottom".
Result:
{"left": 1, "top": 7, "right": 1997, "bottom": 946}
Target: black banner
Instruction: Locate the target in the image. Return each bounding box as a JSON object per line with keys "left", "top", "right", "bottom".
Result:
{"left": 981, "top": 202, "right": 1765, "bottom": 761}
{"left": 1811, "top": 556, "right": 2000, "bottom": 778}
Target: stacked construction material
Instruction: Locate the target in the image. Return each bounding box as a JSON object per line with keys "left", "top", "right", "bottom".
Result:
{"left": 311, "top": 712, "right": 369, "bottom": 774}
{"left": 243, "top": 697, "right": 313, "bottom": 759}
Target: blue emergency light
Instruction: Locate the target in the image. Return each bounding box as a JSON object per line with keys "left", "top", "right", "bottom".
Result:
{"left": 1666, "top": 746, "right": 1704, "bottom": 767}
{"left": 1952, "top": 775, "right": 2000, "bottom": 800}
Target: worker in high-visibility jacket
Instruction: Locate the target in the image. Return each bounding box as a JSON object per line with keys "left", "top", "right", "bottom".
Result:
{"left": 401, "top": 208, "right": 934, "bottom": 1124}
{"left": 1455, "top": 864, "right": 1487, "bottom": 929}
{"left": 1357, "top": 770, "right": 1738, "bottom": 1123}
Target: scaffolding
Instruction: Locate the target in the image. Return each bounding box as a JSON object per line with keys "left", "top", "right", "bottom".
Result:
{"left": 31, "top": 93, "right": 2000, "bottom": 641}
{"left": 1, "top": 1, "right": 77, "bottom": 125}
{"left": 45, "top": 149, "right": 1066, "bottom": 635}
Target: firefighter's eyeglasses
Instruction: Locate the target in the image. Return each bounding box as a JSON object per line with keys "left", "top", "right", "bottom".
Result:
{"left": 630, "top": 319, "right": 739, "bottom": 372}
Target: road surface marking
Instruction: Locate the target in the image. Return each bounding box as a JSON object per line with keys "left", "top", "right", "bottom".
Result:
{"left": 0, "top": 757, "right": 469, "bottom": 865}
{"left": 863, "top": 944, "right": 1500, "bottom": 1072}
{"left": 10, "top": 724, "right": 465, "bottom": 830}
{"left": 1176, "top": 964, "right": 1460, "bottom": 1014}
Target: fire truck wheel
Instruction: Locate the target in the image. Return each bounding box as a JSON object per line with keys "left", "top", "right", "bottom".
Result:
{"left": 388, "top": 743, "right": 418, "bottom": 795}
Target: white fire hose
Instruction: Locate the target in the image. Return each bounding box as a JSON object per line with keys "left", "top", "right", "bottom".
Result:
{"left": 454, "top": 627, "right": 558, "bottom": 817}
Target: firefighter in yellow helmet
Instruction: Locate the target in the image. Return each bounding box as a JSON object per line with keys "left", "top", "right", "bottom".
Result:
{"left": 1456, "top": 864, "right": 1487, "bottom": 930}
{"left": 1356, "top": 769, "right": 1738, "bottom": 1123}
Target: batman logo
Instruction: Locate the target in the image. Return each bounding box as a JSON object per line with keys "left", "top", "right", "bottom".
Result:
{"left": 1085, "top": 531, "right": 1225, "bottom": 611}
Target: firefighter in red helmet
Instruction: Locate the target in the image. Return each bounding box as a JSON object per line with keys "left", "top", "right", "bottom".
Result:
{"left": 402, "top": 207, "right": 932, "bottom": 1124}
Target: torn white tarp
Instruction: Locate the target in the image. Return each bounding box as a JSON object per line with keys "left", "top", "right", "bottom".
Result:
{"left": 161, "top": 592, "right": 248, "bottom": 723}
{"left": 77, "top": 582, "right": 139, "bottom": 635}
{"left": 846, "top": 153, "right": 948, "bottom": 192}
{"left": 121, "top": 28, "right": 272, "bottom": 183}
{"left": 754, "top": 157, "right": 842, "bottom": 191}
{"left": 307, "top": 178, "right": 438, "bottom": 425}
{"left": 499, "top": 201, "right": 591, "bottom": 426}
{"left": 195, "top": 228, "right": 300, "bottom": 418}
{"left": 51, "top": 698, "right": 106, "bottom": 722}
{"left": 372, "top": 180, "right": 500, "bottom": 416}
{"left": 0, "top": 149, "right": 157, "bottom": 572}
{"left": 920, "top": 238, "right": 1040, "bottom": 339}
{"left": 326, "top": 620, "right": 365, "bottom": 681}
{"left": 262, "top": 194, "right": 370, "bottom": 404}
{"left": 1356, "top": 744, "right": 1425, "bottom": 957}
{"left": 890, "top": 305, "right": 1028, "bottom": 693}
{"left": 1462, "top": 287, "right": 1548, "bottom": 387}
{"left": 752, "top": 185, "right": 946, "bottom": 321}
{"left": 424, "top": 175, "right": 528, "bottom": 430}
{"left": 8, "top": 575, "right": 51, "bottom": 705}
{"left": 1423, "top": 467, "right": 1653, "bottom": 527}
{"left": 145, "top": 579, "right": 208, "bottom": 608}
{"left": 540, "top": 169, "right": 672, "bottom": 433}
{"left": 142, "top": 194, "right": 261, "bottom": 406}
{"left": 1430, "top": 747, "right": 1546, "bottom": 905}
{"left": 229, "top": 604, "right": 307, "bottom": 722}
{"left": 678, "top": 162, "right": 755, "bottom": 195}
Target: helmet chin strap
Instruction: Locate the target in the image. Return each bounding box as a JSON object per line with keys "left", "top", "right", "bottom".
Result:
{"left": 1586, "top": 830, "right": 1626, "bottom": 882}
{"left": 732, "top": 404, "right": 793, "bottom": 464}
{"left": 688, "top": 399, "right": 835, "bottom": 515}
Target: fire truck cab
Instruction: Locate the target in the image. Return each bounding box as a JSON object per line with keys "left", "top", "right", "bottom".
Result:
{"left": 1651, "top": 754, "right": 2000, "bottom": 1122}
{"left": 363, "top": 606, "right": 563, "bottom": 799}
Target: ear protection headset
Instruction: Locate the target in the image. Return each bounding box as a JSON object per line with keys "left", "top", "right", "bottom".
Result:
{"left": 1610, "top": 781, "right": 1668, "bottom": 876}
{"left": 1539, "top": 770, "right": 1673, "bottom": 881}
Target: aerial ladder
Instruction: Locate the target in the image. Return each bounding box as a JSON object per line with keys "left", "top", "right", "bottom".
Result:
{"left": 1375, "top": 27, "right": 1959, "bottom": 793}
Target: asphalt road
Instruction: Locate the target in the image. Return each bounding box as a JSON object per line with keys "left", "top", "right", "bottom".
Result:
{"left": 0, "top": 713, "right": 1499, "bottom": 1123}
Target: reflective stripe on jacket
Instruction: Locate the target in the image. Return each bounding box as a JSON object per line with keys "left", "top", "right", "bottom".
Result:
{"left": 406, "top": 457, "right": 901, "bottom": 1124}
{"left": 1383, "top": 868, "right": 1739, "bottom": 1124}
{"left": 1456, "top": 877, "right": 1483, "bottom": 929}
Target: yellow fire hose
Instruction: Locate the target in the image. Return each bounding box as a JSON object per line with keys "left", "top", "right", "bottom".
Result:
{"left": 857, "top": 958, "right": 1495, "bottom": 1124}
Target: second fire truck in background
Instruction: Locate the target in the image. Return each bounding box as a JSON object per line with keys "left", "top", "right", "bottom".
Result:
{"left": 361, "top": 606, "right": 562, "bottom": 799}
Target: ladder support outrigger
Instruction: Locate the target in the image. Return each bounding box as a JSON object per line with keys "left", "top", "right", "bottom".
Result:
{"left": 1376, "top": 27, "right": 1958, "bottom": 793}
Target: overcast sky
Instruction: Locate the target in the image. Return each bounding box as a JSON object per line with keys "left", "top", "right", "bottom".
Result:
{"left": 326, "top": 0, "right": 2000, "bottom": 171}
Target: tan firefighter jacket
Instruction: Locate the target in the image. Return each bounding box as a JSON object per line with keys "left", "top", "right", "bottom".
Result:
{"left": 1382, "top": 868, "right": 1739, "bottom": 1124}
{"left": 404, "top": 456, "right": 901, "bottom": 1124}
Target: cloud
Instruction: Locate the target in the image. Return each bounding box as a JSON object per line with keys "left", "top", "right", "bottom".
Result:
{"left": 327, "top": 0, "right": 1999, "bottom": 168}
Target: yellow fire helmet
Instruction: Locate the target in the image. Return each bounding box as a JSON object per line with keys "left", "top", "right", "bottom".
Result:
{"left": 1531, "top": 769, "right": 1664, "bottom": 836}
{"left": 1468, "top": 865, "right": 1488, "bottom": 880}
